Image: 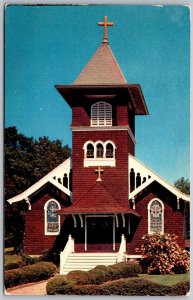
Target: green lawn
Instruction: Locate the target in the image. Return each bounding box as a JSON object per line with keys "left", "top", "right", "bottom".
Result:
{"left": 139, "top": 273, "right": 190, "bottom": 286}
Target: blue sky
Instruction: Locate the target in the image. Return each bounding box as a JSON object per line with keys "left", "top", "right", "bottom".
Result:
{"left": 5, "top": 5, "right": 190, "bottom": 184}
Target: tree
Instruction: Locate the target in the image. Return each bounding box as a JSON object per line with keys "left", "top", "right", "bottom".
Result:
{"left": 5, "top": 126, "right": 71, "bottom": 200}
{"left": 4, "top": 126, "right": 71, "bottom": 249}
{"left": 174, "top": 177, "right": 190, "bottom": 195}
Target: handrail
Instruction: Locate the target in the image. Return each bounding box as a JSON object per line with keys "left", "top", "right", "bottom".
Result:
{"left": 60, "top": 234, "right": 75, "bottom": 274}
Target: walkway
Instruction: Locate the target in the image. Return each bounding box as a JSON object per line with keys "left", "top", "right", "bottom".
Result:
{"left": 5, "top": 280, "right": 48, "bottom": 296}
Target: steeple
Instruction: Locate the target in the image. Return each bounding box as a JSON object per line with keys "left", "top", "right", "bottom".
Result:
{"left": 74, "top": 16, "right": 126, "bottom": 85}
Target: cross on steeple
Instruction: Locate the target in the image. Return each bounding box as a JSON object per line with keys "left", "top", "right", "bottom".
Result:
{"left": 98, "top": 16, "right": 113, "bottom": 43}
{"left": 95, "top": 166, "right": 104, "bottom": 181}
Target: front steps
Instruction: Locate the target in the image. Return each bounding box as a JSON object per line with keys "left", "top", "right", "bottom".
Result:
{"left": 61, "top": 252, "right": 118, "bottom": 275}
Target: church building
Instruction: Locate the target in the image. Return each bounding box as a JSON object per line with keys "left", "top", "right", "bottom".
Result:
{"left": 7, "top": 17, "right": 190, "bottom": 274}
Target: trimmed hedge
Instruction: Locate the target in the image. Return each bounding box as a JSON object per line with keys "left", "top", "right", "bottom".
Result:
{"left": 67, "top": 270, "right": 90, "bottom": 285}
{"left": 65, "top": 261, "right": 141, "bottom": 286}
{"left": 5, "top": 254, "right": 39, "bottom": 271}
{"left": 5, "top": 261, "right": 57, "bottom": 288}
{"left": 46, "top": 277, "right": 190, "bottom": 296}
{"left": 46, "top": 276, "right": 74, "bottom": 295}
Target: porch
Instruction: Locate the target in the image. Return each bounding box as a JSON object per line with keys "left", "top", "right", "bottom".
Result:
{"left": 60, "top": 234, "right": 142, "bottom": 275}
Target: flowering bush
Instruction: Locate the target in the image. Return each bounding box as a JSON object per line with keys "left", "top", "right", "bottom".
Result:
{"left": 135, "top": 233, "right": 190, "bottom": 274}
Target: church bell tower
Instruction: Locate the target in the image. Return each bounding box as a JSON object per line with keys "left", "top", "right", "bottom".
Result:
{"left": 56, "top": 16, "right": 148, "bottom": 207}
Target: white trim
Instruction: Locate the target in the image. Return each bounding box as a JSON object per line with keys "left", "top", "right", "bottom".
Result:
{"left": 72, "top": 126, "right": 136, "bottom": 145}
{"left": 121, "top": 213, "right": 125, "bottom": 228}
{"left": 79, "top": 214, "right": 84, "bottom": 228}
{"left": 113, "top": 216, "right": 115, "bottom": 251}
{"left": 83, "top": 140, "right": 116, "bottom": 167}
{"left": 115, "top": 213, "right": 119, "bottom": 228}
{"left": 129, "top": 154, "right": 190, "bottom": 202}
{"left": 7, "top": 158, "right": 72, "bottom": 205}
{"left": 147, "top": 198, "right": 164, "bottom": 234}
{"left": 177, "top": 197, "right": 180, "bottom": 210}
{"left": 25, "top": 198, "right": 31, "bottom": 210}
{"left": 49, "top": 178, "right": 71, "bottom": 196}
{"left": 128, "top": 214, "right": 131, "bottom": 235}
{"left": 44, "top": 199, "right": 61, "bottom": 236}
{"left": 72, "top": 214, "right": 77, "bottom": 228}
{"left": 84, "top": 158, "right": 116, "bottom": 167}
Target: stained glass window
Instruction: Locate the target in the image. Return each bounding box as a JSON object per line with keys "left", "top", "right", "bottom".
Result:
{"left": 149, "top": 200, "right": 163, "bottom": 233}
{"left": 45, "top": 200, "right": 60, "bottom": 234}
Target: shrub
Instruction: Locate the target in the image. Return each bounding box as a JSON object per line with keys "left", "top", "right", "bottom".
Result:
{"left": 88, "top": 268, "right": 107, "bottom": 285}
{"left": 5, "top": 261, "right": 57, "bottom": 288}
{"left": 46, "top": 277, "right": 190, "bottom": 296}
{"left": 46, "top": 275, "right": 74, "bottom": 295}
{"left": 135, "top": 233, "right": 190, "bottom": 274}
{"left": 4, "top": 254, "right": 25, "bottom": 271}
{"left": 67, "top": 270, "right": 90, "bottom": 285}
{"left": 110, "top": 261, "right": 142, "bottom": 279}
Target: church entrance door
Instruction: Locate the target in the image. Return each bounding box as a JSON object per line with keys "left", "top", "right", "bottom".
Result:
{"left": 86, "top": 216, "right": 114, "bottom": 251}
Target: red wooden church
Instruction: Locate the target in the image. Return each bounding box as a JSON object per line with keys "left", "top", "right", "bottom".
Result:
{"left": 7, "top": 17, "right": 190, "bottom": 274}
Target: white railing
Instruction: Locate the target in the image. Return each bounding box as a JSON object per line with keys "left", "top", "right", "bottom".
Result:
{"left": 60, "top": 234, "right": 75, "bottom": 274}
{"left": 117, "top": 234, "right": 126, "bottom": 262}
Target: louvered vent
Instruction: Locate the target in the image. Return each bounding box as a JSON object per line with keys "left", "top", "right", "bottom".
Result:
{"left": 91, "top": 102, "right": 112, "bottom": 126}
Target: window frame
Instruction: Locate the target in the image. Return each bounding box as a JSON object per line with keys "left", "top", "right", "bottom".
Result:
{"left": 44, "top": 199, "right": 61, "bottom": 236}
{"left": 83, "top": 140, "right": 116, "bottom": 167}
{"left": 91, "top": 102, "right": 112, "bottom": 127}
{"left": 147, "top": 198, "right": 164, "bottom": 234}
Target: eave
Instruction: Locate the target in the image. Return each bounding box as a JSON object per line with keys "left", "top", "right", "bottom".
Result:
{"left": 55, "top": 84, "right": 149, "bottom": 115}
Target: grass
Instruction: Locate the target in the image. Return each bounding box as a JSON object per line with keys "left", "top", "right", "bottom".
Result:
{"left": 139, "top": 273, "right": 190, "bottom": 286}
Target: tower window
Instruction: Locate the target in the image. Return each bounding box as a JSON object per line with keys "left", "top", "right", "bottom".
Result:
{"left": 86, "top": 143, "right": 94, "bottom": 158}
{"left": 91, "top": 102, "right": 112, "bottom": 126}
{"left": 148, "top": 199, "right": 164, "bottom": 234}
{"left": 96, "top": 143, "right": 104, "bottom": 158}
{"left": 106, "top": 143, "right": 114, "bottom": 158}
{"left": 83, "top": 140, "right": 116, "bottom": 167}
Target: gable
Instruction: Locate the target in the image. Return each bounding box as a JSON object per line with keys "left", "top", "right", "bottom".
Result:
{"left": 7, "top": 158, "right": 72, "bottom": 207}
{"left": 128, "top": 154, "right": 190, "bottom": 202}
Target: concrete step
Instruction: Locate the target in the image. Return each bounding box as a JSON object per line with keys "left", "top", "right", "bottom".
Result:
{"left": 61, "top": 252, "right": 118, "bottom": 274}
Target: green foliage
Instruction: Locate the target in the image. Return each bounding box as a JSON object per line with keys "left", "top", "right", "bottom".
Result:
{"left": 46, "top": 275, "right": 74, "bottom": 295}
{"left": 110, "top": 261, "right": 142, "bottom": 279}
{"left": 5, "top": 254, "right": 25, "bottom": 270}
{"left": 4, "top": 126, "right": 71, "bottom": 249}
{"left": 5, "top": 126, "right": 71, "bottom": 200}
{"left": 5, "top": 254, "right": 39, "bottom": 271}
{"left": 67, "top": 270, "right": 90, "bottom": 285}
{"left": 5, "top": 261, "right": 57, "bottom": 288}
{"left": 46, "top": 276, "right": 190, "bottom": 296}
{"left": 135, "top": 233, "right": 190, "bottom": 274}
{"left": 174, "top": 177, "right": 190, "bottom": 195}
{"left": 47, "top": 260, "right": 141, "bottom": 295}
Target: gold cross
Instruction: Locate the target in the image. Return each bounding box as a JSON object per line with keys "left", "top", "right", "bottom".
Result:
{"left": 98, "top": 16, "right": 113, "bottom": 43}
{"left": 95, "top": 166, "right": 104, "bottom": 181}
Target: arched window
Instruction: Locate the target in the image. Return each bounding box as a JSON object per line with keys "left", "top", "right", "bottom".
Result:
{"left": 83, "top": 140, "right": 116, "bottom": 167}
{"left": 86, "top": 143, "right": 94, "bottom": 158}
{"left": 44, "top": 199, "right": 61, "bottom": 235}
{"left": 96, "top": 143, "right": 104, "bottom": 158}
{"left": 91, "top": 102, "right": 112, "bottom": 126}
{"left": 148, "top": 199, "right": 164, "bottom": 234}
{"left": 106, "top": 143, "right": 114, "bottom": 158}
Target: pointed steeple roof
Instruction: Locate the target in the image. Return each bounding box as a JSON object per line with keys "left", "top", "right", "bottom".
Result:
{"left": 74, "top": 42, "right": 126, "bottom": 85}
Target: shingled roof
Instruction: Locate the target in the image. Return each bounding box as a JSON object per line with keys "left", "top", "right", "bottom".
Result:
{"left": 74, "top": 42, "right": 127, "bottom": 85}
{"left": 57, "top": 181, "right": 140, "bottom": 216}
